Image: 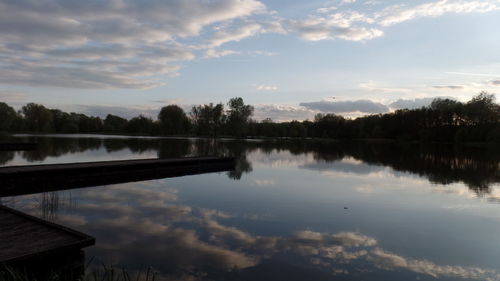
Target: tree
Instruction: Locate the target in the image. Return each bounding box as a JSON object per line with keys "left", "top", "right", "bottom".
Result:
{"left": 226, "top": 97, "right": 254, "bottom": 137}
{"left": 0, "top": 102, "right": 17, "bottom": 131}
{"left": 103, "top": 114, "right": 128, "bottom": 134}
{"left": 464, "top": 92, "right": 499, "bottom": 125}
{"left": 190, "top": 103, "right": 225, "bottom": 137}
{"left": 125, "top": 115, "right": 155, "bottom": 135}
{"left": 51, "top": 109, "right": 79, "bottom": 133}
{"left": 158, "top": 105, "right": 190, "bottom": 135}
{"left": 22, "top": 103, "right": 54, "bottom": 132}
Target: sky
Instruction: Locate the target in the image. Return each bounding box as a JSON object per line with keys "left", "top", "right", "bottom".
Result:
{"left": 0, "top": 0, "right": 500, "bottom": 121}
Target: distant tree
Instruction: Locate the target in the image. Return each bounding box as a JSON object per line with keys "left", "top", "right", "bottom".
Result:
{"left": 287, "top": 120, "right": 307, "bottom": 138}
{"left": 429, "top": 98, "right": 462, "bottom": 126}
{"left": 0, "top": 102, "right": 17, "bottom": 131}
{"left": 464, "top": 92, "right": 499, "bottom": 125}
{"left": 22, "top": 103, "right": 54, "bottom": 132}
{"left": 51, "top": 109, "right": 79, "bottom": 133}
{"left": 226, "top": 97, "right": 254, "bottom": 137}
{"left": 314, "top": 113, "right": 346, "bottom": 138}
{"left": 190, "top": 103, "right": 225, "bottom": 137}
{"left": 126, "top": 115, "right": 155, "bottom": 135}
{"left": 103, "top": 114, "right": 128, "bottom": 134}
{"left": 158, "top": 105, "right": 190, "bottom": 135}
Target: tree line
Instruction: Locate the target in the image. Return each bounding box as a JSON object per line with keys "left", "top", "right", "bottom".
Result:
{"left": 0, "top": 92, "right": 499, "bottom": 142}
{"left": 0, "top": 97, "right": 254, "bottom": 138}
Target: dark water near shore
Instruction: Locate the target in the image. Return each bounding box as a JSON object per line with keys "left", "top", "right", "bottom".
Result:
{"left": 1, "top": 135, "right": 500, "bottom": 281}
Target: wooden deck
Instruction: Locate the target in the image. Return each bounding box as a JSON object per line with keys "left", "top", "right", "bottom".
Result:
{"left": 0, "top": 157, "right": 236, "bottom": 197}
{"left": 0, "top": 205, "right": 95, "bottom": 263}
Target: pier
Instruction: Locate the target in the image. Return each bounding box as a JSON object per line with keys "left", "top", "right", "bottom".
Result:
{"left": 0, "top": 205, "right": 95, "bottom": 264}
{"left": 0, "top": 156, "right": 236, "bottom": 197}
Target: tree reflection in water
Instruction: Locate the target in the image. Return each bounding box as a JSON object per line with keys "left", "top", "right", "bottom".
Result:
{"left": 2, "top": 136, "right": 498, "bottom": 195}
{"left": 2, "top": 136, "right": 500, "bottom": 280}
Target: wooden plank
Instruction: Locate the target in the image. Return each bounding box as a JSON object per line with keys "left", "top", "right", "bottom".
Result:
{"left": 0, "top": 205, "right": 95, "bottom": 263}
{"left": 0, "top": 157, "right": 236, "bottom": 197}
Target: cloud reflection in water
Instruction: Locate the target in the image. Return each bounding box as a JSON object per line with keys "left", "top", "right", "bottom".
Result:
{"left": 7, "top": 180, "right": 499, "bottom": 281}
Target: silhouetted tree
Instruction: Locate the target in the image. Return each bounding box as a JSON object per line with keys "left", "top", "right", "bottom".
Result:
{"left": 190, "top": 103, "right": 225, "bottom": 137}
{"left": 50, "top": 109, "right": 79, "bottom": 133}
{"left": 226, "top": 97, "right": 254, "bottom": 137}
{"left": 104, "top": 114, "right": 128, "bottom": 134}
{"left": 22, "top": 103, "right": 54, "bottom": 132}
{"left": 125, "top": 115, "right": 156, "bottom": 135}
{"left": 0, "top": 102, "right": 17, "bottom": 131}
{"left": 158, "top": 105, "right": 190, "bottom": 135}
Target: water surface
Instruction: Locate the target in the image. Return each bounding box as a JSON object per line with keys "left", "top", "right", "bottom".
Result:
{"left": 1, "top": 135, "right": 500, "bottom": 281}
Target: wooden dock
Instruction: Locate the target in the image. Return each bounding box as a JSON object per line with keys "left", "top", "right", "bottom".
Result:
{"left": 0, "top": 205, "right": 95, "bottom": 264}
{"left": 0, "top": 142, "right": 38, "bottom": 151}
{"left": 0, "top": 157, "right": 236, "bottom": 197}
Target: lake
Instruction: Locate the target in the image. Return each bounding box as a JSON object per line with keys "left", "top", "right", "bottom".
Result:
{"left": 1, "top": 135, "right": 500, "bottom": 281}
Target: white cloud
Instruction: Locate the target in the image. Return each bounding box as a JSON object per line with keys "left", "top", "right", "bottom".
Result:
{"left": 300, "top": 99, "right": 389, "bottom": 114}
{"left": 204, "top": 49, "right": 240, "bottom": 58}
{"left": 256, "top": 84, "right": 278, "bottom": 91}
{"left": 253, "top": 104, "right": 317, "bottom": 121}
{"left": 316, "top": 6, "right": 338, "bottom": 14}
{"left": 377, "top": 0, "right": 500, "bottom": 26}
{"left": 288, "top": 0, "right": 499, "bottom": 42}
{"left": 250, "top": 50, "right": 277, "bottom": 56}
{"left": 208, "top": 23, "right": 264, "bottom": 47}
{"left": 1, "top": 0, "right": 499, "bottom": 89}
{"left": 286, "top": 11, "right": 383, "bottom": 41}
{"left": 0, "top": 0, "right": 265, "bottom": 89}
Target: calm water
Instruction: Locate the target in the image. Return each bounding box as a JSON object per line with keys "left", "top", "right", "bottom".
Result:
{"left": 1, "top": 135, "right": 500, "bottom": 281}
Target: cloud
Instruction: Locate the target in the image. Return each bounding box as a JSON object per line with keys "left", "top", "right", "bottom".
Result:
{"left": 286, "top": 11, "right": 383, "bottom": 41}
{"left": 2, "top": 0, "right": 499, "bottom": 89}
{"left": 316, "top": 7, "right": 338, "bottom": 14}
{"left": 208, "top": 23, "right": 264, "bottom": 47}
{"left": 253, "top": 104, "right": 317, "bottom": 121}
{"left": 288, "top": 0, "right": 499, "bottom": 42}
{"left": 204, "top": 49, "right": 240, "bottom": 58}
{"left": 433, "top": 85, "right": 464, "bottom": 90}
{"left": 256, "top": 84, "right": 278, "bottom": 91}
{"left": 388, "top": 97, "right": 455, "bottom": 109}
{"left": 0, "top": 0, "right": 265, "bottom": 88}
{"left": 299, "top": 99, "right": 389, "bottom": 114}
{"left": 0, "top": 90, "right": 27, "bottom": 102}
{"left": 490, "top": 80, "right": 500, "bottom": 86}
{"left": 377, "top": 0, "right": 500, "bottom": 26}
{"left": 74, "top": 104, "right": 160, "bottom": 119}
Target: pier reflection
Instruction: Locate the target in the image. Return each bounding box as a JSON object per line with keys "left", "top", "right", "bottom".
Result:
{"left": 1, "top": 136, "right": 498, "bottom": 193}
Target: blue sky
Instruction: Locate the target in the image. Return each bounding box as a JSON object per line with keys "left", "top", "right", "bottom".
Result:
{"left": 0, "top": 0, "right": 499, "bottom": 121}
